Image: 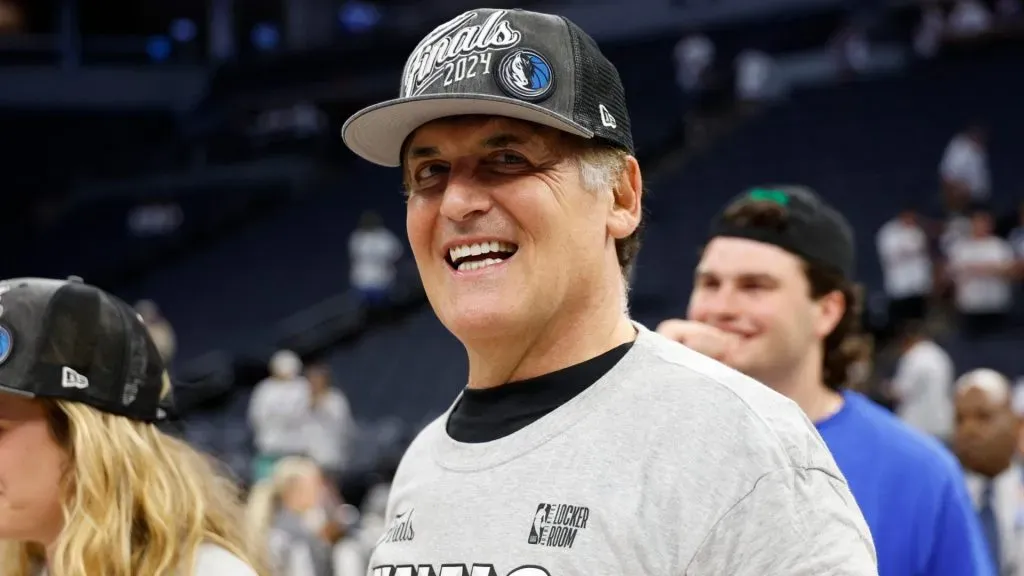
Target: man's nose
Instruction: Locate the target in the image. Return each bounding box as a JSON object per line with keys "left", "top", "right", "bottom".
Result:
{"left": 438, "top": 169, "right": 492, "bottom": 223}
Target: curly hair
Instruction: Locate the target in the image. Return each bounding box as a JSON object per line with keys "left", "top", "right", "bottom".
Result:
{"left": 721, "top": 200, "right": 871, "bottom": 390}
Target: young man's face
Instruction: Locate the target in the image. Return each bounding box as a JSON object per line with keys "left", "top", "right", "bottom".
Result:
{"left": 688, "top": 237, "right": 841, "bottom": 387}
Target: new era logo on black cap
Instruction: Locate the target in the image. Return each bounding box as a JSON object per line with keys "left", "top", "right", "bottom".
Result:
{"left": 342, "top": 8, "right": 633, "bottom": 167}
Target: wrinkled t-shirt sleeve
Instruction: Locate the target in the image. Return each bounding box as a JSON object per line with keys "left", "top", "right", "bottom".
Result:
{"left": 684, "top": 467, "right": 879, "bottom": 576}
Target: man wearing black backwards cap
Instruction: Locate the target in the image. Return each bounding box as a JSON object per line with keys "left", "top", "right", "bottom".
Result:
{"left": 343, "top": 11, "right": 876, "bottom": 575}
{"left": 659, "top": 185, "right": 994, "bottom": 576}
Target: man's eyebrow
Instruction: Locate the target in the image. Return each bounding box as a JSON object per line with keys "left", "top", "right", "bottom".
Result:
{"left": 406, "top": 145, "right": 440, "bottom": 160}
{"left": 481, "top": 133, "right": 530, "bottom": 149}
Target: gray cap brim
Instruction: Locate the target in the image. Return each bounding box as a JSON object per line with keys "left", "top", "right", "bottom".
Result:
{"left": 341, "top": 93, "right": 594, "bottom": 167}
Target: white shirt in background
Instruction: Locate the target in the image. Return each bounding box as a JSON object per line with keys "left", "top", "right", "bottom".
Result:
{"left": 248, "top": 376, "right": 313, "bottom": 456}
{"left": 948, "top": 237, "right": 1015, "bottom": 313}
{"left": 674, "top": 34, "right": 714, "bottom": 92}
{"left": 735, "top": 50, "right": 775, "bottom": 102}
{"left": 940, "top": 134, "right": 990, "bottom": 200}
{"left": 948, "top": 0, "right": 994, "bottom": 36}
{"left": 348, "top": 227, "right": 403, "bottom": 291}
{"left": 892, "top": 339, "right": 955, "bottom": 439}
{"left": 305, "top": 388, "right": 355, "bottom": 472}
{"left": 877, "top": 219, "right": 933, "bottom": 299}
{"left": 914, "top": 6, "right": 946, "bottom": 58}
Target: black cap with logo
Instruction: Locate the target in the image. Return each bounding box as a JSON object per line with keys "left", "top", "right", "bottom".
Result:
{"left": 0, "top": 276, "right": 170, "bottom": 422}
{"left": 342, "top": 8, "right": 634, "bottom": 167}
{"left": 709, "top": 185, "right": 857, "bottom": 279}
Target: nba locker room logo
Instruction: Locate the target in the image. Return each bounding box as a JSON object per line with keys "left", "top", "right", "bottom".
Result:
{"left": 527, "top": 501, "right": 591, "bottom": 549}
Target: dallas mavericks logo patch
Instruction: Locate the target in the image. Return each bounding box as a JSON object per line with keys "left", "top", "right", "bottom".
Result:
{"left": 497, "top": 49, "right": 554, "bottom": 102}
{"left": 0, "top": 326, "right": 12, "bottom": 366}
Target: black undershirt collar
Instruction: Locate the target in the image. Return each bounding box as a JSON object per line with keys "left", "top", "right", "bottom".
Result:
{"left": 446, "top": 341, "right": 634, "bottom": 443}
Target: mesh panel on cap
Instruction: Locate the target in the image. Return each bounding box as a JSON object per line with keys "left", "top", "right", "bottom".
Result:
{"left": 36, "top": 283, "right": 126, "bottom": 406}
{"left": 117, "top": 298, "right": 152, "bottom": 409}
{"left": 562, "top": 17, "right": 633, "bottom": 153}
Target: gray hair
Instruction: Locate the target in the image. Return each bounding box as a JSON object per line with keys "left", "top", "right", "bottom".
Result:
{"left": 572, "top": 145, "right": 634, "bottom": 312}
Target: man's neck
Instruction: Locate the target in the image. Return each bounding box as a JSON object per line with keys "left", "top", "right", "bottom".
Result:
{"left": 463, "top": 284, "right": 635, "bottom": 390}
{"left": 764, "top": 358, "right": 844, "bottom": 423}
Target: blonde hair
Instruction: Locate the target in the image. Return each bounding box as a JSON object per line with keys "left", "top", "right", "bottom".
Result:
{"left": 245, "top": 457, "right": 322, "bottom": 550}
{"left": 0, "top": 398, "right": 269, "bottom": 576}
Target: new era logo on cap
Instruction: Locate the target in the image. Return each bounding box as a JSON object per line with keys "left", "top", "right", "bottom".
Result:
{"left": 61, "top": 366, "right": 89, "bottom": 389}
{"left": 342, "top": 8, "right": 633, "bottom": 167}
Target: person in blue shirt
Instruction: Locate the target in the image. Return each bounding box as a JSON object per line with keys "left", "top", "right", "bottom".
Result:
{"left": 657, "top": 184, "right": 994, "bottom": 576}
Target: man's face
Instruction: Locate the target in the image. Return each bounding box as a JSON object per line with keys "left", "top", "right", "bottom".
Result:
{"left": 954, "top": 386, "right": 1018, "bottom": 477}
{"left": 402, "top": 116, "right": 636, "bottom": 342}
{"left": 687, "top": 238, "right": 841, "bottom": 385}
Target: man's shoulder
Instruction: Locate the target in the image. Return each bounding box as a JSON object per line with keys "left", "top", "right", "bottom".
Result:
{"left": 623, "top": 330, "right": 835, "bottom": 471}
{"left": 845, "top": 392, "right": 962, "bottom": 480}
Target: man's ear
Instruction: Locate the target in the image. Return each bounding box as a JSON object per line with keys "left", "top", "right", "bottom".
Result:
{"left": 814, "top": 289, "right": 846, "bottom": 340}
{"left": 608, "top": 155, "right": 642, "bottom": 241}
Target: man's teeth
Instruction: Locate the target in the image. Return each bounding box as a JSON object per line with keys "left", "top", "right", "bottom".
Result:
{"left": 448, "top": 238, "right": 516, "bottom": 264}
{"left": 457, "top": 258, "right": 505, "bottom": 272}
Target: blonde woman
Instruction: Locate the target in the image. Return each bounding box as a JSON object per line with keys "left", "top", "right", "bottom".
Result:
{"left": 246, "top": 457, "right": 340, "bottom": 576}
{"left": 0, "top": 276, "right": 266, "bottom": 576}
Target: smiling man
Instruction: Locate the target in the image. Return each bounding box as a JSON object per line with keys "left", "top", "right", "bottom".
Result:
{"left": 342, "top": 9, "right": 876, "bottom": 576}
{"left": 658, "top": 185, "right": 994, "bottom": 576}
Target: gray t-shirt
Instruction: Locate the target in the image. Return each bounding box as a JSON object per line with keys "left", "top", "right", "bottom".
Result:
{"left": 369, "top": 326, "right": 877, "bottom": 576}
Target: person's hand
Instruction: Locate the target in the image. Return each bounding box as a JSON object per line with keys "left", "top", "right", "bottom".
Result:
{"left": 655, "top": 319, "right": 740, "bottom": 363}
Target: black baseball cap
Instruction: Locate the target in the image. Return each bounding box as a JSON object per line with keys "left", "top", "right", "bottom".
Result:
{"left": 342, "top": 8, "right": 634, "bottom": 167}
{"left": 0, "top": 276, "right": 170, "bottom": 422}
{"left": 709, "top": 185, "right": 856, "bottom": 279}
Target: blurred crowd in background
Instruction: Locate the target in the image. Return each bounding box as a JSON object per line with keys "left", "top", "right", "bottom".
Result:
{"left": 0, "top": 0, "right": 1023, "bottom": 574}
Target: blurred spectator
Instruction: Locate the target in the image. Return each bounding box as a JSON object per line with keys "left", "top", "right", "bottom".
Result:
{"left": 915, "top": 3, "right": 947, "bottom": 58}
{"left": 877, "top": 209, "right": 933, "bottom": 330}
{"left": 948, "top": 0, "right": 994, "bottom": 37}
{"left": 940, "top": 123, "right": 990, "bottom": 214}
{"left": 247, "top": 456, "right": 339, "bottom": 576}
{"left": 953, "top": 369, "right": 1024, "bottom": 574}
{"left": 734, "top": 49, "right": 778, "bottom": 104}
{"left": 1009, "top": 200, "right": 1024, "bottom": 258}
{"left": 249, "top": 350, "right": 313, "bottom": 482}
{"left": 304, "top": 364, "right": 356, "bottom": 485}
{"left": 348, "top": 210, "right": 403, "bottom": 306}
{"left": 832, "top": 24, "right": 871, "bottom": 75}
{"left": 0, "top": 0, "right": 22, "bottom": 33}
{"left": 135, "top": 299, "right": 177, "bottom": 364}
{"left": 946, "top": 209, "right": 1016, "bottom": 335}
{"left": 889, "top": 321, "right": 955, "bottom": 440}
{"left": 673, "top": 32, "right": 715, "bottom": 94}
{"left": 333, "top": 471, "right": 392, "bottom": 575}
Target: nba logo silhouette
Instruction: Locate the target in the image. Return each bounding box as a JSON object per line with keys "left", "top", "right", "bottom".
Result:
{"left": 528, "top": 504, "right": 548, "bottom": 545}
